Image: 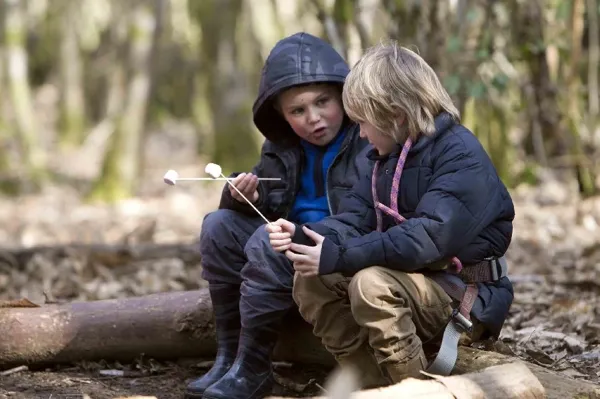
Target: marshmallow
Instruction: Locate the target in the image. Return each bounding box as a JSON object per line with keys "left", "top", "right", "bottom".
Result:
{"left": 163, "top": 169, "right": 179, "bottom": 185}
{"left": 205, "top": 163, "right": 222, "bottom": 179}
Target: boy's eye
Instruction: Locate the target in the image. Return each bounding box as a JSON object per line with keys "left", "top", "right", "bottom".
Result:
{"left": 291, "top": 108, "right": 304, "bottom": 115}
{"left": 316, "top": 97, "right": 329, "bottom": 106}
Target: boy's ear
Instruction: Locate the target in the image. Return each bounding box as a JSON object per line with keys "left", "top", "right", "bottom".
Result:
{"left": 396, "top": 114, "right": 407, "bottom": 127}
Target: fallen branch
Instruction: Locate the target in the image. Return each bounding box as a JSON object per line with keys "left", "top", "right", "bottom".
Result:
{"left": 0, "top": 242, "right": 202, "bottom": 269}
{"left": 0, "top": 289, "right": 597, "bottom": 399}
{"left": 0, "top": 289, "right": 332, "bottom": 367}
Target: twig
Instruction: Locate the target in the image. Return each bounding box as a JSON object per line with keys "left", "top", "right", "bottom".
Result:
{"left": 314, "top": 382, "right": 328, "bottom": 393}
{"left": 0, "top": 365, "right": 28, "bottom": 376}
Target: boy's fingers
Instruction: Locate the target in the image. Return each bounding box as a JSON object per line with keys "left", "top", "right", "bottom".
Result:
{"left": 234, "top": 176, "right": 249, "bottom": 192}
{"left": 289, "top": 243, "right": 313, "bottom": 254}
{"left": 269, "top": 232, "right": 289, "bottom": 240}
{"left": 266, "top": 225, "right": 282, "bottom": 233}
{"left": 270, "top": 238, "right": 291, "bottom": 247}
{"left": 274, "top": 244, "right": 291, "bottom": 252}
{"left": 249, "top": 175, "right": 259, "bottom": 189}
{"left": 285, "top": 251, "right": 310, "bottom": 263}
{"left": 231, "top": 173, "right": 246, "bottom": 185}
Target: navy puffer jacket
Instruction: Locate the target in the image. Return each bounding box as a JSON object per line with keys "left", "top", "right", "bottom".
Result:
{"left": 294, "top": 112, "right": 516, "bottom": 337}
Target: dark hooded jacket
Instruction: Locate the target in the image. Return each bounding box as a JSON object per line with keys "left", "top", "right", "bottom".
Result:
{"left": 294, "top": 112, "right": 516, "bottom": 338}
{"left": 218, "top": 32, "right": 369, "bottom": 220}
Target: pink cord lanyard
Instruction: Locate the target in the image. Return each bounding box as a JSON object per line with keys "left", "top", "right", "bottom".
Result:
{"left": 371, "top": 138, "right": 463, "bottom": 272}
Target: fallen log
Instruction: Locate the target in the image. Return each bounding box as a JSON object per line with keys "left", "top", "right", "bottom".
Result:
{"left": 0, "top": 289, "right": 333, "bottom": 367}
{"left": 0, "top": 242, "right": 203, "bottom": 269}
{"left": 268, "top": 362, "right": 546, "bottom": 399}
{"left": 0, "top": 289, "right": 597, "bottom": 399}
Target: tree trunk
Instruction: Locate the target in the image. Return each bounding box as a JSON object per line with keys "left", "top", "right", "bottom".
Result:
{"left": 565, "top": 0, "right": 596, "bottom": 195}
{"left": 57, "top": 0, "right": 86, "bottom": 149}
{"left": 88, "top": 1, "right": 157, "bottom": 202}
{"left": 308, "top": 0, "right": 346, "bottom": 58}
{"left": 588, "top": 0, "right": 600, "bottom": 120}
{"left": 588, "top": 0, "right": 600, "bottom": 178}
{"left": 3, "top": 0, "right": 45, "bottom": 188}
{"left": 518, "top": 0, "right": 567, "bottom": 158}
{"left": 0, "top": 289, "right": 598, "bottom": 398}
{"left": 0, "top": 1, "right": 15, "bottom": 193}
{"left": 190, "top": 0, "right": 260, "bottom": 173}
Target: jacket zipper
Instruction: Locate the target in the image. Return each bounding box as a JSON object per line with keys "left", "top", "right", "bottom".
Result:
{"left": 282, "top": 147, "right": 303, "bottom": 219}
{"left": 325, "top": 129, "right": 355, "bottom": 215}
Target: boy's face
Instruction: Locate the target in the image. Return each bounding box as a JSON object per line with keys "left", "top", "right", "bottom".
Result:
{"left": 358, "top": 121, "right": 397, "bottom": 156}
{"left": 278, "top": 84, "right": 345, "bottom": 146}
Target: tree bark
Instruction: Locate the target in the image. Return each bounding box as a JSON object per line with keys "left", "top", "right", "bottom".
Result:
{"left": 0, "top": 289, "right": 598, "bottom": 398}
{"left": 565, "top": 0, "right": 597, "bottom": 195}
{"left": 523, "top": 0, "right": 568, "bottom": 159}
{"left": 57, "top": 0, "right": 86, "bottom": 149}
{"left": 190, "top": 0, "right": 260, "bottom": 173}
{"left": 88, "top": 1, "right": 157, "bottom": 202}
{"left": 3, "top": 0, "right": 45, "bottom": 187}
{"left": 0, "top": 289, "right": 332, "bottom": 368}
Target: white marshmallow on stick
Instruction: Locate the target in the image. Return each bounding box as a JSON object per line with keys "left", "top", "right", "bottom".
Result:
{"left": 204, "top": 163, "right": 273, "bottom": 225}
{"left": 204, "top": 163, "right": 222, "bottom": 179}
{"left": 163, "top": 169, "right": 280, "bottom": 185}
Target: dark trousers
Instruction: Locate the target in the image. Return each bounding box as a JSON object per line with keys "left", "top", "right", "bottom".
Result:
{"left": 200, "top": 209, "right": 296, "bottom": 329}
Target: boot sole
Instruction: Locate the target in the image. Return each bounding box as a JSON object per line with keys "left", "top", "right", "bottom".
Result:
{"left": 202, "top": 376, "right": 274, "bottom": 399}
{"left": 183, "top": 392, "right": 204, "bottom": 399}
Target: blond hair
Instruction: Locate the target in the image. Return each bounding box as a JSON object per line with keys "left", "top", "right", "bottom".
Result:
{"left": 343, "top": 41, "right": 460, "bottom": 142}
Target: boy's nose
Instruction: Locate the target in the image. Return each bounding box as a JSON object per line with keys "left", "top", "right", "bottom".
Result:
{"left": 307, "top": 108, "right": 321, "bottom": 123}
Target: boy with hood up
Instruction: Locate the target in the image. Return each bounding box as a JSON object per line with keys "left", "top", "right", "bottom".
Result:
{"left": 185, "top": 32, "right": 375, "bottom": 399}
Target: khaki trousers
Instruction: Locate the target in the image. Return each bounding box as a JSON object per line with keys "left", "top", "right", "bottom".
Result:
{"left": 293, "top": 266, "right": 452, "bottom": 385}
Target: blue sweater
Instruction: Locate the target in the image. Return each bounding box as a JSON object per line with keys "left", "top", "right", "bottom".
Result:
{"left": 288, "top": 129, "right": 347, "bottom": 224}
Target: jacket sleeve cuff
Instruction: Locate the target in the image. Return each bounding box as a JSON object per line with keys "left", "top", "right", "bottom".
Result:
{"left": 292, "top": 225, "right": 315, "bottom": 246}
{"left": 319, "top": 237, "right": 343, "bottom": 275}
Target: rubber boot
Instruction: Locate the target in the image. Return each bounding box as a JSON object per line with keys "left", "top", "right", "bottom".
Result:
{"left": 202, "top": 324, "right": 278, "bottom": 399}
{"left": 184, "top": 283, "right": 241, "bottom": 398}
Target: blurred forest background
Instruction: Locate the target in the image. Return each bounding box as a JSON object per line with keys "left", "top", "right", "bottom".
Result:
{"left": 0, "top": 0, "right": 598, "bottom": 201}
{"left": 0, "top": 1, "right": 599, "bottom": 396}
{"left": 0, "top": 0, "right": 597, "bottom": 299}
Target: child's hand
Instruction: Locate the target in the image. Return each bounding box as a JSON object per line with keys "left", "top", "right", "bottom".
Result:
{"left": 229, "top": 173, "right": 259, "bottom": 203}
{"left": 266, "top": 218, "right": 296, "bottom": 252}
{"left": 285, "top": 226, "right": 324, "bottom": 277}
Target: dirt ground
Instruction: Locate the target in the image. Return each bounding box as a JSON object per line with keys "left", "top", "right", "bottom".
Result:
{"left": 0, "top": 165, "right": 599, "bottom": 398}
{"left": 0, "top": 360, "right": 329, "bottom": 398}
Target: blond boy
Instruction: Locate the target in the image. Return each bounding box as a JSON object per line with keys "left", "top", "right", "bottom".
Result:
{"left": 268, "top": 42, "right": 515, "bottom": 385}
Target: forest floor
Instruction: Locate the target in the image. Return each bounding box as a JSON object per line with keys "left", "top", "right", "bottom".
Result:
{"left": 0, "top": 164, "right": 599, "bottom": 398}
